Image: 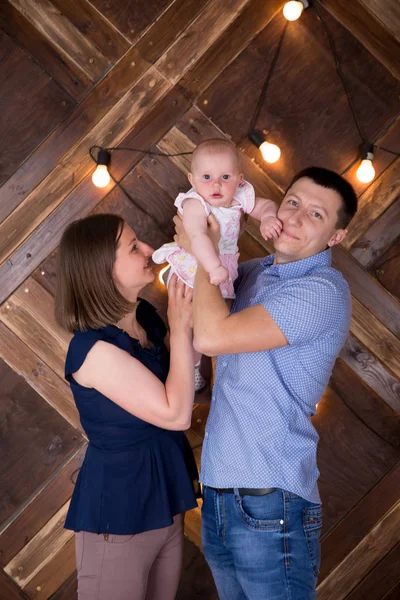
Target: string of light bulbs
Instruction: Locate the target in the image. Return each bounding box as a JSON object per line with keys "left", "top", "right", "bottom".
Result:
{"left": 90, "top": 0, "right": 399, "bottom": 190}
{"left": 247, "top": 0, "right": 400, "bottom": 183}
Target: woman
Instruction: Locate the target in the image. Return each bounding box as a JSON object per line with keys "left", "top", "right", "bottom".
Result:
{"left": 55, "top": 213, "right": 198, "bottom": 600}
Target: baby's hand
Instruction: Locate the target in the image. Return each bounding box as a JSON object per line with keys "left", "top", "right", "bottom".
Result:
{"left": 209, "top": 265, "right": 229, "bottom": 286}
{"left": 260, "top": 216, "right": 282, "bottom": 240}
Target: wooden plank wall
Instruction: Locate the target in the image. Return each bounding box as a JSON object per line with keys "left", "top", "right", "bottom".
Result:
{"left": 0, "top": 1, "right": 399, "bottom": 598}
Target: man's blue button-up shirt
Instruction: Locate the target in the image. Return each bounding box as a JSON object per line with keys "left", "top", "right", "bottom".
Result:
{"left": 200, "top": 249, "right": 351, "bottom": 503}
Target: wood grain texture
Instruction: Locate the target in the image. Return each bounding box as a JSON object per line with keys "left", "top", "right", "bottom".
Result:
{"left": 351, "top": 198, "right": 400, "bottom": 269}
{"left": 319, "top": 460, "right": 400, "bottom": 581}
{"left": 332, "top": 245, "right": 400, "bottom": 338}
{"left": 8, "top": 0, "right": 111, "bottom": 81}
{"left": 0, "top": 361, "right": 82, "bottom": 527}
{"left": 156, "top": 0, "right": 252, "bottom": 84}
{"left": 179, "top": 0, "right": 285, "bottom": 100}
{"left": 312, "top": 386, "right": 399, "bottom": 534}
{"left": 344, "top": 542, "right": 400, "bottom": 600}
{"left": 0, "top": 445, "right": 86, "bottom": 567}
{"left": 0, "top": 67, "right": 170, "bottom": 268}
{"left": 350, "top": 297, "right": 400, "bottom": 380}
{"left": 0, "top": 278, "right": 71, "bottom": 379}
{"left": 375, "top": 239, "right": 400, "bottom": 302}
{"left": 340, "top": 333, "right": 400, "bottom": 413}
{"left": 317, "top": 500, "right": 400, "bottom": 599}
{"left": 344, "top": 155, "right": 400, "bottom": 250}
{"left": 5, "top": 502, "right": 73, "bottom": 588}
{"left": 0, "top": 323, "right": 80, "bottom": 430}
{"left": 319, "top": 0, "right": 400, "bottom": 79}
{"left": 0, "top": 571, "right": 28, "bottom": 600}
{"left": 0, "top": 46, "right": 73, "bottom": 186}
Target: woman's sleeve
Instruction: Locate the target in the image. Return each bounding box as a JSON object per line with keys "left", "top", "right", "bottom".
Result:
{"left": 65, "top": 330, "right": 106, "bottom": 383}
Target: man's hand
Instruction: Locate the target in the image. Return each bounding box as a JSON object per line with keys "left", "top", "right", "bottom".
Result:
{"left": 260, "top": 216, "right": 282, "bottom": 240}
{"left": 173, "top": 213, "right": 221, "bottom": 254}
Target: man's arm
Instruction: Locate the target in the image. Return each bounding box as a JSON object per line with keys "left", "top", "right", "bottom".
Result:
{"left": 193, "top": 262, "right": 288, "bottom": 356}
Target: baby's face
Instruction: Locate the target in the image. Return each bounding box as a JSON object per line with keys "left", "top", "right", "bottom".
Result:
{"left": 188, "top": 149, "right": 242, "bottom": 208}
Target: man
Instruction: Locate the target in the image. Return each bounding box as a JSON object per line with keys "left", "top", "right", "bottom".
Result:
{"left": 176, "top": 166, "right": 358, "bottom": 599}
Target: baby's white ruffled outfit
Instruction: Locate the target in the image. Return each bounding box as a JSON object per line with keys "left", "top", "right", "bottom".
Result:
{"left": 152, "top": 180, "right": 255, "bottom": 299}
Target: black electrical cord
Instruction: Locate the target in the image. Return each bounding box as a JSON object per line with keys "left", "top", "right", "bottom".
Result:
{"left": 90, "top": 144, "right": 192, "bottom": 158}
{"left": 249, "top": 21, "right": 288, "bottom": 133}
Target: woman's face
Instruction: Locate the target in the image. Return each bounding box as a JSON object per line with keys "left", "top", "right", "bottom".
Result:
{"left": 113, "top": 223, "right": 155, "bottom": 300}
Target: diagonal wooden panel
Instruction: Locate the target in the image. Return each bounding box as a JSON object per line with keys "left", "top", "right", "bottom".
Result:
{"left": 345, "top": 543, "right": 400, "bottom": 600}
{"left": 0, "top": 278, "right": 71, "bottom": 379}
{"left": 0, "top": 323, "right": 80, "bottom": 430}
{"left": 340, "top": 333, "right": 400, "bottom": 413}
{"left": 344, "top": 154, "right": 400, "bottom": 250}
{"left": 179, "top": 0, "right": 285, "bottom": 100}
{"left": 156, "top": 0, "right": 252, "bottom": 84}
{"left": 0, "top": 445, "right": 86, "bottom": 567}
{"left": 0, "top": 46, "right": 74, "bottom": 186}
{"left": 319, "top": 0, "right": 400, "bottom": 79}
{"left": 5, "top": 502, "right": 73, "bottom": 588}
{"left": 317, "top": 500, "right": 400, "bottom": 599}
{"left": 0, "top": 571, "right": 28, "bottom": 600}
{"left": 350, "top": 198, "right": 400, "bottom": 269}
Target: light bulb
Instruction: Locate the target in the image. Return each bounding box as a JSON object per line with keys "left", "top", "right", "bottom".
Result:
{"left": 92, "top": 164, "right": 110, "bottom": 188}
{"left": 283, "top": 1, "right": 304, "bottom": 21}
{"left": 356, "top": 158, "right": 375, "bottom": 184}
{"left": 158, "top": 264, "right": 171, "bottom": 286}
{"left": 259, "top": 141, "right": 281, "bottom": 164}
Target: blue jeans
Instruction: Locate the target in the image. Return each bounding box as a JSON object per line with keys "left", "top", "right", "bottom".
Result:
{"left": 202, "top": 487, "right": 322, "bottom": 600}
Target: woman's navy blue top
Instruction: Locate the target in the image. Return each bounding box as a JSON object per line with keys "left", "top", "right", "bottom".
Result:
{"left": 64, "top": 298, "right": 197, "bottom": 535}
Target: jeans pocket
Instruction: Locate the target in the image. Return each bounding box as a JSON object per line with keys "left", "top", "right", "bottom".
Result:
{"left": 303, "top": 504, "right": 322, "bottom": 577}
{"left": 235, "top": 493, "right": 284, "bottom": 531}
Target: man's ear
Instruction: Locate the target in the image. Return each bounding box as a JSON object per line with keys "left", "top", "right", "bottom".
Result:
{"left": 328, "top": 229, "right": 347, "bottom": 247}
{"left": 188, "top": 172, "right": 193, "bottom": 186}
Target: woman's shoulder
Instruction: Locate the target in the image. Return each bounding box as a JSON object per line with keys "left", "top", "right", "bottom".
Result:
{"left": 65, "top": 326, "right": 118, "bottom": 381}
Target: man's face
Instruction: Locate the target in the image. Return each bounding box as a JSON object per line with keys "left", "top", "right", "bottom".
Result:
{"left": 274, "top": 177, "right": 347, "bottom": 263}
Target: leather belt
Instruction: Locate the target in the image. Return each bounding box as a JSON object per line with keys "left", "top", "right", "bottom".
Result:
{"left": 208, "top": 486, "right": 276, "bottom": 496}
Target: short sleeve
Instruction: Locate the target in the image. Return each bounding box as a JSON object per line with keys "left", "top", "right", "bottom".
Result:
{"left": 174, "top": 189, "right": 211, "bottom": 216}
{"left": 259, "top": 277, "right": 351, "bottom": 345}
{"left": 234, "top": 180, "right": 255, "bottom": 214}
{"left": 65, "top": 329, "right": 106, "bottom": 382}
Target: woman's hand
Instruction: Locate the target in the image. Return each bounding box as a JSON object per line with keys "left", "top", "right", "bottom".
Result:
{"left": 167, "top": 274, "right": 193, "bottom": 336}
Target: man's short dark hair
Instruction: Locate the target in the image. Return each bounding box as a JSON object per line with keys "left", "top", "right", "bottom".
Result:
{"left": 286, "top": 167, "right": 358, "bottom": 229}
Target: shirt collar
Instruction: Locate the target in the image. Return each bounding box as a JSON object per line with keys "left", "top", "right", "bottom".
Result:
{"left": 262, "top": 248, "right": 332, "bottom": 279}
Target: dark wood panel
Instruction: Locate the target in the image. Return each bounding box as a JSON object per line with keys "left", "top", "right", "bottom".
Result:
{"left": 383, "top": 581, "right": 400, "bottom": 600}
{"left": 23, "top": 535, "right": 76, "bottom": 599}
{"left": 313, "top": 386, "right": 400, "bottom": 535}
{"left": 319, "top": 459, "right": 400, "bottom": 581}
{"left": 332, "top": 246, "right": 400, "bottom": 338}
{"left": 0, "top": 1, "right": 91, "bottom": 99}
{"left": 330, "top": 359, "right": 400, "bottom": 450}
{"left": 375, "top": 239, "right": 400, "bottom": 302}
{"left": 0, "top": 47, "right": 73, "bottom": 186}
{"left": 0, "top": 570, "right": 28, "bottom": 600}
{"left": 0, "top": 361, "right": 83, "bottom": 527}
{"left": 89, "top": 0, "right": 174, "bottom": 42}
{"left": 0, "top": 445, "right": 86, "bottom": 567}
{"left": 320, "top": 0, "right": 400, "bottom": 79}
{"left": 344, "top": 542, "right": 400, "bottom": 600}
{"left": 50, "top": 0, "right": 130, "bottom": 62}
{"left": 0, "top": 28, "right": 15, "bottom": 64}
{"left": 50, "top": 573, "right": 77, "bottom": 600}
{"left": 179, "top": 0, "right": 284, "bottom": 100}
{"left": 351, "top": 198, "right": 400, "bottom": 270}
{"left": 198, "top": 6, "right": 400, "bottom": 190}
{"left": 340, "top": 333, "right": 400, "bottom": 413}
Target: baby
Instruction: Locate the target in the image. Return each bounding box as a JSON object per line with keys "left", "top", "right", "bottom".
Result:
{"left": 153, "top": 139, "right": 281, "bottom": 392}
{"left": 153, "top": 138, "right": 281, "bottom": 299}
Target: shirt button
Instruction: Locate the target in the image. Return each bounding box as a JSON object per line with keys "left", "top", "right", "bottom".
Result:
{"left": 250, "top": 297, "right": 254, "bottom": 302}
{"left": 205, "top": 432, "right": 209, "bottom": 437}
{"left": 222, "top": 362, "right": 227, "bottom": 367}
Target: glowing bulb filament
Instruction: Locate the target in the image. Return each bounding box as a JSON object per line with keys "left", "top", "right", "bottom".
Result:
{"left": 92, "top": 164, "right": 111, "bottom": 188}
{"left": 283, "top": 1, "right": 305, "bottom": 21}
{"left": 356, "top": 158, "right": 375, "bottom": 184}
{"left": 260, "top": 141, "right": 281, "bottom": 164}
